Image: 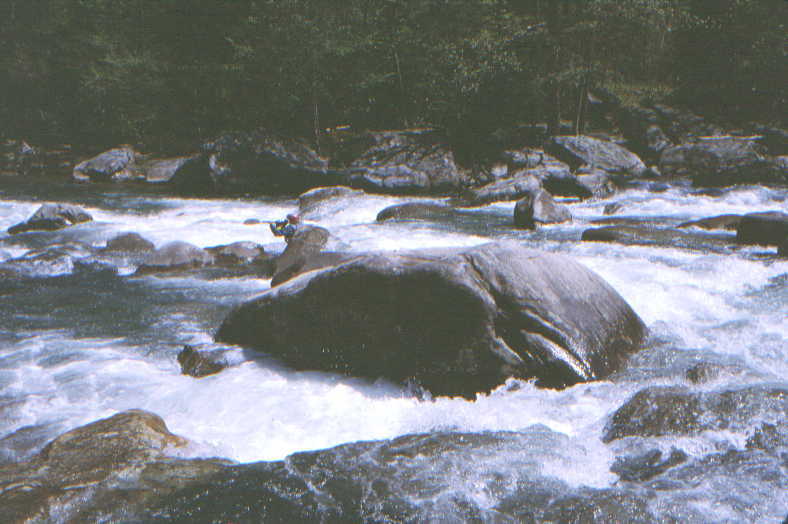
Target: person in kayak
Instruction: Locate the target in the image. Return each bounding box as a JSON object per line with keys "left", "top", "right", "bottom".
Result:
{"left": 269, "top": 213, "right": 300, "bottom": 242}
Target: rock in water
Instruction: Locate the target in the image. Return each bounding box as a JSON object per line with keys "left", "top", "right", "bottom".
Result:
{"left": 513, "top": 189, "right": 572, "bottom": 229}
{"left": 546, "top": 135, "right": 647, "bottom": 177}
{"left": 177, "top": 345, "right": 228, "bottom": 377}
{"left": 7, "top": 203, "right": 93, "bottom": 234}
{"left": 735, "top": 211, "right": 788, "bottom": 245}
{"left": 135, "top": 241, "right": 214, "bottom": 274}
{"left": 270, "top": 225, "right": 330, "bottom": 286}
{"left": 217, "top": 242, "right": 646, "bottom": 398}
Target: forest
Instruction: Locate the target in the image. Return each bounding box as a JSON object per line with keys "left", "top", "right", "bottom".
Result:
{"left": 1, "top": 0, "right": 785, "bottom": 153}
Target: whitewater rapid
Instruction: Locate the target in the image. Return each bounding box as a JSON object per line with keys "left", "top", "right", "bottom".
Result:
{"left": 0, "top": 181, "right": 786, "bottom": 497}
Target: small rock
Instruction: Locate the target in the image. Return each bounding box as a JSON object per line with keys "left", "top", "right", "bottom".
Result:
{"left": 102, "top": 232, "right": 155, "bottom": 253}
{"left": 603, "top": 203, "right": 623, "bottom": 215}
{"left": 7, "top": 204, "right": 93, "bottom": 235}
{"left": 177, "top": 345, "right": 228, "bottom": 377}
{"left": 513, "top": 189, "right": 571, "bottom": 229}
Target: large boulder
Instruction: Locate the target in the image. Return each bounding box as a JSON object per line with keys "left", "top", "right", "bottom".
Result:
{"left": 0, "top": 410, "right": 192, "bottom": 523}
{"left": 545, "top": 135, "right": 647, "bottom": 177}
{"left": 659, "top": 136, "right": 782, "bottom": 186}
{"left": 337, "top": 130, "right": 474, "bottom": 194}
{"left": 735, "top": 211, "right": 788, "bottom": 246}
{"left": 513, "top": 189, "right": 572, "bottom": 229}
{"left": 7, "top": 204, "right": 92, "bottom": 235}
{"left": 170, "top": 129, "right": 334, "bottom": 195}
{"left": 72, "top": 146, "right": 140, "bottom": 182}
{"left": 216, "top": 242, "right": 646, "bottom": 398}
{"left": 135, "top": 241, "right": 214, "bottom": 274}
{"left": 270, "top": 225, "right": 331, "bottom": 286}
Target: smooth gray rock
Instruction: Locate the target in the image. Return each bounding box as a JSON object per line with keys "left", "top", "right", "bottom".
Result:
{"left": 102, "top": 232, "right": 155, "bottom": 253}
{"left": 217, "top": 242, "right": 646, "bottom": 397}
{"left": 135, "top": 241, "right": 214, "bottom": 274}
{"left": 581, "top": 225, "right": 735, "bottom": 253}
{"left": 141, "top": 155, "right": 194, "bottom": 183}
{"left": 461, "top": 173, "right": 542, "bottom": 206}
{"left": 7, "top": 204, "right": 93, "bottom": 235}
{"left": 546, "top": 135, "right": 647, "bottom": 177}
{"left": 72, "top": 146, "right": 138, "bottom": 182}
{"left": 298, "top": 186, "right": 365, "bottom": 216}
{"left": 205, "top": 241, "right": 267, "bottom": 266}
{"left": 514, "top": 189, "right": 572, "bottom": 229}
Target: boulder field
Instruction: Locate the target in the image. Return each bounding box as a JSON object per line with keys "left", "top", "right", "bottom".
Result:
{"left": 216, "top": 241, "right": 646, "bottom": 398}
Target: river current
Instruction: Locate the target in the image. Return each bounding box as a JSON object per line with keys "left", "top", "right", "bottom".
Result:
{"left": 1, "top": 177, "right": 786, "bottom": 520}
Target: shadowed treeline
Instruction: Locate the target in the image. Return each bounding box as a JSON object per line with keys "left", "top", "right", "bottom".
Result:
{"left": 1, "top": 0, "right": 785, "bottom": 152}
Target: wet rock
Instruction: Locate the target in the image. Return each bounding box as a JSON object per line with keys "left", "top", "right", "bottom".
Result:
{"left": 685, "top": 361, "right": 726, "bottom": 384}
{"left": 541, "top": 490, "right": 655, "bottom": 523}
{"left": 217, "top": 241, "right": 646, "bottom": 398}
{"left": 72, "top": 146, "right": 140, "bottom": 182}
{"left": 660, "top": 137, "right": 782, "bottom": 186}
{"left": 376, "top": 202, "right": 457, "bottom": 222}
{"left": 603, "top": 385, "right": 787, "bottom": 442}
{"left": 746, "top": 422, "right": 788, "bottom": 453}
{"left": 339, "top": 129, "right": 473, "bottom": 194}
{"left": 574, "top": 168, "right": 616, "bottom": 198}
{"left": 0, "top": 410, "right": 189, "bottom": 524}
{"left": 7, "top": 203, "right": 93, "bottom": 235}
{"left": 581, "top": 225, "right": 735, "bottom": 253}
{"left": 135, "top": 241, "right": 214, "bottom": 275}
{"left": 270, "top": 225, "right": 331, "bottom": 286}
{"left": 603, "top": 202, "right": 624, "bottom": 215}
{"left": 205, "top": 241, "right": 268, "bottom": 266}
{"left": 513, "top": 189, "right": 572, "bottom": 229}
{"left": 170, "top": 129, "right": 333, "bottom": 195}
{"left": 101, "top": 232, "right": 155, "bottom": 253}
{"left": 140, "top": 155, "right": 194, "bottom": 183}
{"left": 545, "top": 135, "right": 647, "bottom": 177}
{"left": 298, "top": 186, "right": 365, "bottom": 216}
{"left": 177, "top": 345, "right": 228, "bottom": 377}
{"left": 611, "top": 448, "right": 688, "bottom": 482}
{"left": 678, "top": 214, "right": 742, "bottom": 231}
{"left": 735, "top": 211, "right": 788, "bottom": 245}
{"left": 0, "top": 242, "right": 94, "bottom": 278}
{"left": 460, "top": 173, "right": 542, "bottom": 206}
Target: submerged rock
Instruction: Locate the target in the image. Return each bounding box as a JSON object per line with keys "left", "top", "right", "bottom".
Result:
{"left": 735, "top": 211, "right": 788, "bottom": 246}
{"left": 678, "top": 214, "right": 743, "bottom": 231}
{"left": 177, "top": 345, "right": 229, "bottom": 377}
{"left": 205, "top": 241, "right": 268, "bottom": 266}
{"left": 603, "top": 385, "right": 787, "bottom": 442}
{"left": 513, "top": 189, "right": 572, "bottom": 229}
{"left": 376, "top": 202, "right": 457, "bottom": 222}
{"left": 581, "top": 225, "right": 735, "bottom": 253}
{"left": 217, "top": 241, "right": 646, "bottom": 398}
{"left": 7, "top": 203, "right": 93, "bottom": 235}
{"left": 611, "top": 448, "right": 688, "bottom": 482}
{"left": 101, "top": 232, "right": 156, "bottom": 253}
{"left": 135, "top": 241, "right": 214, "bottom": 274}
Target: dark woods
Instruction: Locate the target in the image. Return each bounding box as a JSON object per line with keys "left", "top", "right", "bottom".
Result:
{"left": 1, "top": 0, "right": 785, "bottom": 154}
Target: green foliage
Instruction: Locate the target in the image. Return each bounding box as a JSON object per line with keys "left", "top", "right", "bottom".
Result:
{"left": 0, "top": 0, "right": 783, "bottom": 149}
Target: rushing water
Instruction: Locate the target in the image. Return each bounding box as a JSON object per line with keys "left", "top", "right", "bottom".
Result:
{"left": 1, "top": 177, "right": 786, "bottom": 519}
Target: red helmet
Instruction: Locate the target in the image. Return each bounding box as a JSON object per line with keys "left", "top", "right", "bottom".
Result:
{"left": 286, "top": 214, "right": 300, "bottom": 224}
